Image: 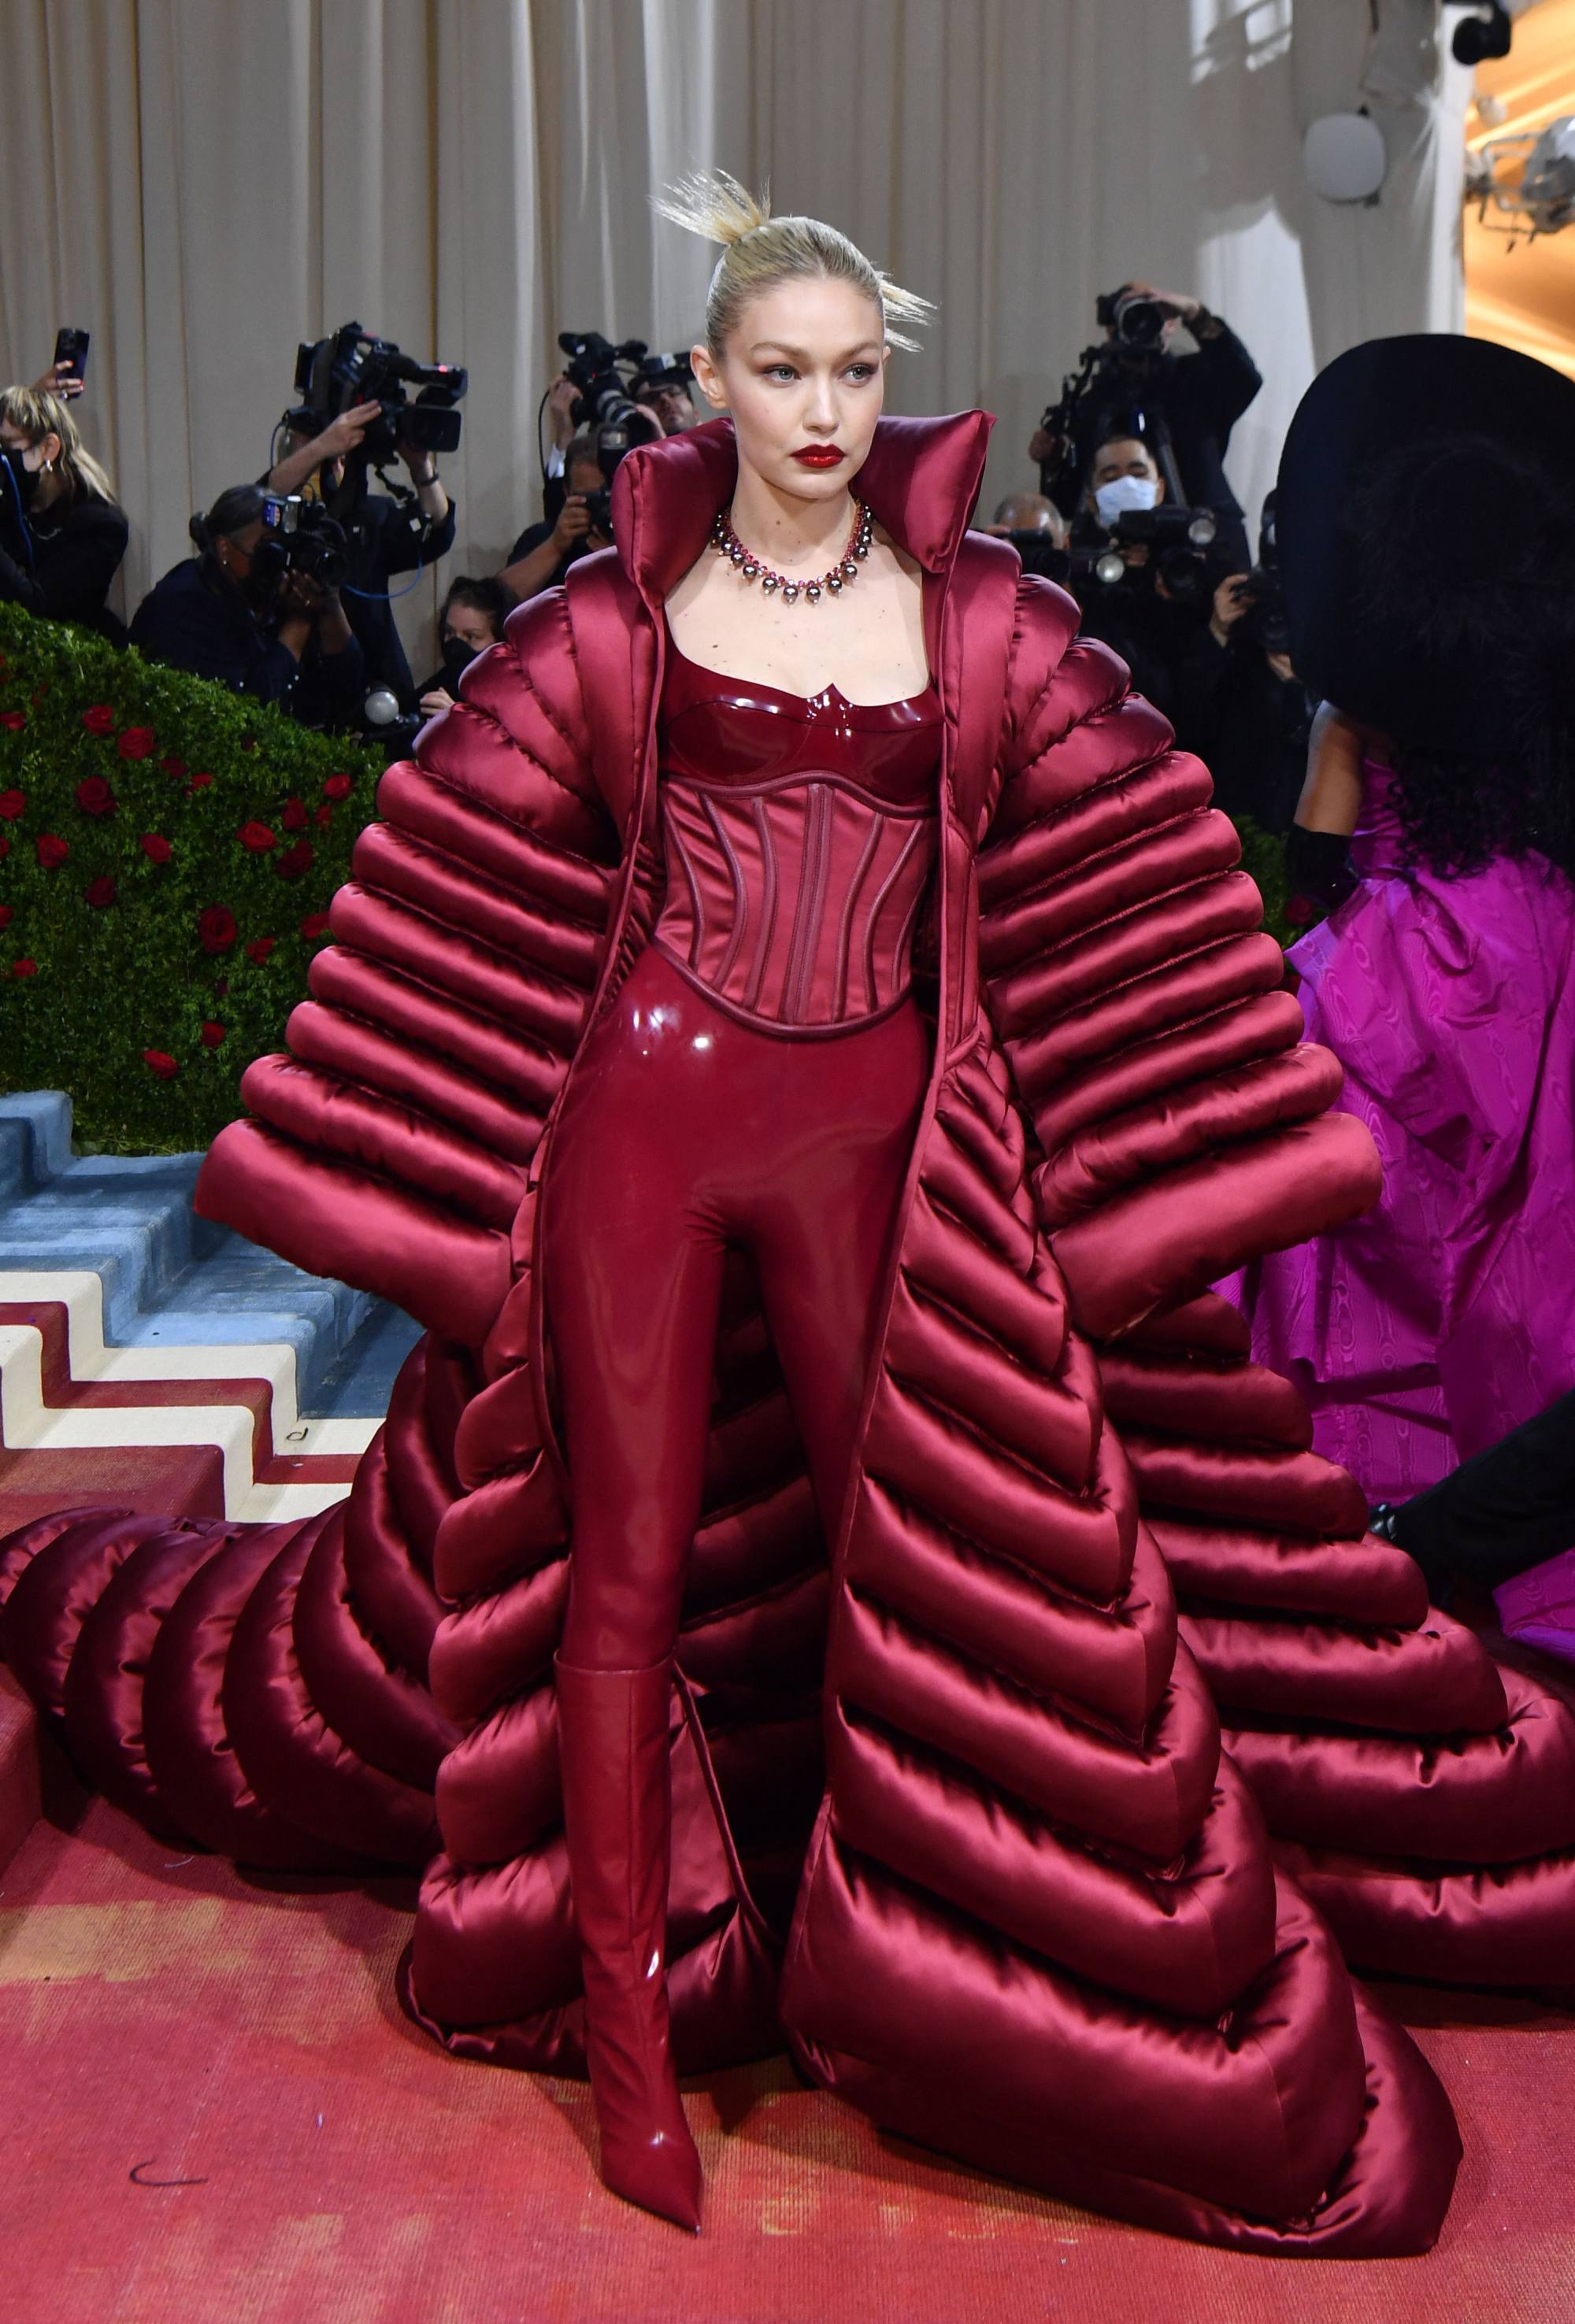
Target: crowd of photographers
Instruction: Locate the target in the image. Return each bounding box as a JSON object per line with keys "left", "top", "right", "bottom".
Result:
{"left": 0, "top": 290, "right": 1301, "bottom": 830}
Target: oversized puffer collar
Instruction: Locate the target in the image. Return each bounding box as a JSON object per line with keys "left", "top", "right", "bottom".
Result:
{"left": 608, "top": 408, "right": 995, "bottom": 603}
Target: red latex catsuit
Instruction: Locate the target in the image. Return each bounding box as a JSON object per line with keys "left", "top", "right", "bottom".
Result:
{"left": 10, "top": 411, "right": 1575, "bottom": 2256}
{"left": 551, "top": 646, "right": 941, "bottom": 1672}
{"left": 543, "top": 650, "right": 943, "bottom": 2221}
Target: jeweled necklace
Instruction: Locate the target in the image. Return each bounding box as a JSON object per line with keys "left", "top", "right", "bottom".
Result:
{"left": 710, "top": 497, "right": 874, "bottom": 605}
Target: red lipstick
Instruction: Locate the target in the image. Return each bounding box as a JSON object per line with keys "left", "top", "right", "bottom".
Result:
{"left": 791, "top": 446, "right": 845, "bottom": 468}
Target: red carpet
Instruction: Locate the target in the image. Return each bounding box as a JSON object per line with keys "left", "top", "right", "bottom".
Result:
{"left": 3, "top": 1755, "right": 1573, "bottom": 2322}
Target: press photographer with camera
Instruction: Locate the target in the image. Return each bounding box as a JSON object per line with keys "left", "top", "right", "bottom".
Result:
{"left": 976, "top": 490, "right": 1069, "bottom": 580}
{"left": 128, "top": 483, "right": 364, "bottom": 730}
{"left": 415, "top": 575, "right": 517, "bottom": 717}
{"left": 1032, "top": 281, "right": 1261, "bottom": 571}
{"left": 0, "top": 383, "right": 129, "bottom": 639}
{"left": 264, "top": 324, "right": 466, "bottom": 715}
{"left": 632, "top": 357, "right": 699, "bottom": 435}
{"left": 500, "top": 431, "right": 611, "bottom": 604}
{"left": 1170, "top": 494, "right": 1306, "bottom": 832}
{"left": 506, "top": 330, "right": 674, "bottom": 603}
{"left": 1062, "top": 431, "right": 1221, "bottom": 720}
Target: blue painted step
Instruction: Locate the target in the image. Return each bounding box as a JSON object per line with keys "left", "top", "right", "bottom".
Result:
{"left": 0, "top": 1090, "right": 420, "bottom": 1419}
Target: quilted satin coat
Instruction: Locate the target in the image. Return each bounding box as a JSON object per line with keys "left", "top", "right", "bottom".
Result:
{"left": 9, "top": 411, "right": 1575, "bottom": 2257}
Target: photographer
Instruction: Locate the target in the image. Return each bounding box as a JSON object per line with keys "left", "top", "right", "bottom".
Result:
{"left": 1065, "top": 432, "right": 1214, "bottom": 720}
{"left": 976, "top": 491, "right": 1069, "bottom": 582}
{"left": 0, "top": 384, "right": 128, "bottom": 639}
{"left": 539, "top": 372, "right": 583, "bottom": 525}
{"left": 265, "top": 397, "right": 456, "bottom": 712}
{"left": 1032, "top": 282, "right": 1261, "bottom": 570}
{"left": 416, "top": 575, "right": 517, "bottom": 716}
{"left": 129, "top": 483, "right": 364, "bottom": 731}
{"left": 500, "top": 431, "right": 611, "bottom": 604}
{"left": 633, "top": 369, "right": 698, "bottom": 436}
{"left": 1171, "top": 505, "right": 1306, "bottom": 833}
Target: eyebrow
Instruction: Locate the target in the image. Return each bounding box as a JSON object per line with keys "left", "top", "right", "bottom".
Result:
{"left": 747, "top": 341, "right": 883, "bottom": 361}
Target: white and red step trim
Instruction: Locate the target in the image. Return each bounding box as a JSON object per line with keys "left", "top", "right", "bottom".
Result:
{"left": 0, "top": 1270, "right": 377, "bottom": 1527}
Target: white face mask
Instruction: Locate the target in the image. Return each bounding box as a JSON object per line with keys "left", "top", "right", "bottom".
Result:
{"left": 1093, "top": 473, "right": 1159, "bottom": 526}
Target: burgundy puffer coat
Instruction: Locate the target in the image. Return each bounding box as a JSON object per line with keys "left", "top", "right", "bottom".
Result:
{"left": 9, "top": 413, "right": 1575, "bottom": 2258}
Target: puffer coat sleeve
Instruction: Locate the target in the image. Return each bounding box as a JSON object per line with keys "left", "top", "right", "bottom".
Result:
{"left": 978, "top": 573, "right": 1380, "bottom": 1344}
{"left": 192, "top": 593, "right": 621, "bottom": 1347}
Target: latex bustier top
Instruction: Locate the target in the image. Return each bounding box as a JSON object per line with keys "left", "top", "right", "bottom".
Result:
{"left": 651, "top": 635, "right": 943, "bottom": 1034}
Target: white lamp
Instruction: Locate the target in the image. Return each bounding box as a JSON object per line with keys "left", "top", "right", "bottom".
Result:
{"left": 1303, "top": 111, "right": 1389, "bottom": 203}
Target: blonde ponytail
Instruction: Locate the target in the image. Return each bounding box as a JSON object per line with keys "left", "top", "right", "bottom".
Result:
{"left": 651, "top": 168, "right": 933, "bottom": 356}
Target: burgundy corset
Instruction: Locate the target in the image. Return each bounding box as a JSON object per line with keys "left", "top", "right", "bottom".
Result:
{"left": 652, "top": 638, "right": 942, "bottom": 1034}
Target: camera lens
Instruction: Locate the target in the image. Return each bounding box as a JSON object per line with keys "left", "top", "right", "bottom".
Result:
{"left": 1116, "top": 295, "right": 1169, "bottom": 347}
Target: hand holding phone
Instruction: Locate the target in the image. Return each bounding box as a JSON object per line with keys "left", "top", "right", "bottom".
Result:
{"left": 50, "top": 328, "right": 90, "bottom": 398}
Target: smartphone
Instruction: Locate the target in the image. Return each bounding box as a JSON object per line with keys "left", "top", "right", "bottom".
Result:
{"left": 52, "top": 327, "right": 89, "bottom": 393}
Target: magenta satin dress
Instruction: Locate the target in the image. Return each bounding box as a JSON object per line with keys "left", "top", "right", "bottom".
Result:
{"left": 1231, "top": 761, "right": 1575, "bottom": 1630}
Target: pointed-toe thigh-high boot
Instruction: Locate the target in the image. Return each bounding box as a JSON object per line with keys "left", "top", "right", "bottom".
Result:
{"left": 553, "top": 1652, "right": 704, "bottom": 2231}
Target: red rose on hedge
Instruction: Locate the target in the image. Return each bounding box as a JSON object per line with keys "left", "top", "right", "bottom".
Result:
{"left": 314, "top": 804, "right": 332, "bottom": 827}
{"left": 190, "top": 772, "right": 213, "bottom": 790}
{"left": 117, "top": 727, "right": 157, "bottom": 760}
{"left": 300, "top": 912, "right": 332, "bottom": 938}
{"left": 0, "top": 710, "right": 26, "bottom": 733}
{"left": 238, "top": 820, "right": 277, "bottom": 852}
{"left": 200, "top": 1020, "right": 227, "bottom": 1048}
{"left": 36, "top": 834, "right": 69, "bottom": 868}
{"left": 323, "top": 773, "right": 354, "bottom": 800}
{"left": 281, "top": 797, "right": 308, "bottom": 831}
{"left": 246, "top": 936, "right": 276, "bottom": 963}
{"left": 81, "top": 705, "right": 117, "bottom": 737}
{"left": 0, "top": 905, "right": 10, "bottom": 927}
{"left": 75, "top": 775, "right": 117, "bottom": 815}
{"left": 160, "top": 757, "right": 187, "bottom": 780}
{"left": 0, "top": 788, "right": 24, "bottom": 820}
{"left": 83, "top": 875, "right": 117, "bottom": 908}
{"left": 139, "top": 833, "right": 172, "bottom": 863}
{"left": 143, "top": 1050, "right": 179, "bottom": 1079}
{"left": 10, "top": 958, "right": 37, "bottom": 977}
{"left": 276, "top": 840, "right": 313, "bottom": 879}
{"left": 198, "top": 905, "right": 238, "bottom": 954}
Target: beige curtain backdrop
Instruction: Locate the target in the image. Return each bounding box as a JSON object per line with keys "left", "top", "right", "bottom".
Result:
{"left": 0, "top": 0, "right": 1469, "bottom": 659}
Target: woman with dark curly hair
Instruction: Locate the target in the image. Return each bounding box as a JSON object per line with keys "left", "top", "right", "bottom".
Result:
{"left": 1236, "top": 338, "right": 1575, "bottom": 1531}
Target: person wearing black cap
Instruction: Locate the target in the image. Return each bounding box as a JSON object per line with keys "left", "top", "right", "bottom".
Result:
{"left": 1232, "top": 334, "right": 1575, "bottom": 1628}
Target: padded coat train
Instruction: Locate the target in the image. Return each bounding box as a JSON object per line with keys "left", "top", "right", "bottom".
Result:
{"left": 8, "top": 412, "right": 1575, "bottom": 2256}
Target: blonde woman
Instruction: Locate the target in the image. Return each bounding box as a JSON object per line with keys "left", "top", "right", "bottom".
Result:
{"left": 16, "top": 176, "right": 1575, "bottom": 2256}
{"left": 0, "top": 382, "right": 128, "bottom": 635}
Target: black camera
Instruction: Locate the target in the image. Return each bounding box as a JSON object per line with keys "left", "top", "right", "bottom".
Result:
{"left": 1095, "top": 286, "right": 1171, "bottom": 350}
{"left": 1071, "top": 504, "right": 1219, "bottom": 606}
{"left": 252, "top": 493, "right": 350, "bottom": 594}
{"left": 1232, "top": 491, "right": 1289, "bottom": 656}
{"left": 558, "top": 330, "right": 665, "bottom": 474}
{"left": 635, "top": 349, "right": 696, "bottom": 394}
{"left": 293, "top": 322, "right": 468, "bottom": 472}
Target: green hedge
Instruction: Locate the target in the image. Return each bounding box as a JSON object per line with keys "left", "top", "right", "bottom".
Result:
{"left": 0, "top": 603, "right": 383, "bottom": 1153}
{"left": 1233, "top": 810, "right": 1295, "bottom": 947}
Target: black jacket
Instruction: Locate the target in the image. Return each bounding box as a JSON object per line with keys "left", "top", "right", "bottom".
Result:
{"left": 0, "top": 490, "right": 129, "bottom": 639}
{"left": 335, "top": 492, "right": 458, "bottom": 712}
{"left": 1171, "top": 627, "right": 1310, "bottom": 834}
{"left": 128, "top": 558, "right": 365, "bottom": 731}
